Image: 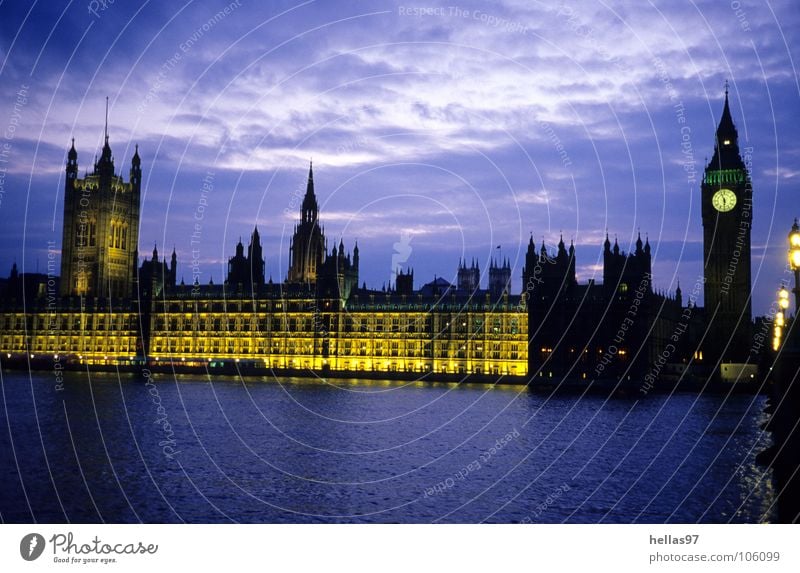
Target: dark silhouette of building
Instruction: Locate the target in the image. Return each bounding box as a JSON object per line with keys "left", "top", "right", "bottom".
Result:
{"left": 137, "top": 244, "right": 177, "bottom": 298}
{"left": 227, "top": 227, "right": 266, "bottom": 291}
{"left": 396, "top": 268, "right": 414, "bottom": 296}
{"left": 457, "top": 259, "right": 480, "bottom": 293}
{"left": 488, "top": 257, "right": 512, "bottom": 298}
{"left": 316, "top": 239, "right": 359, "bottom": 300}
{"left": 701, "top": 86, "right": 753, "bottom": 364}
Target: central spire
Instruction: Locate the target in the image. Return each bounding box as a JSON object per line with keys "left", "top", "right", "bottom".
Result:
{"left": 302, "top": 160, "right": 318, "bottom": 224}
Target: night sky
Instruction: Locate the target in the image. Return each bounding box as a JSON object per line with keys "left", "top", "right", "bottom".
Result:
{"left": 0, "top": 0, "right": 798, "bottom": 313}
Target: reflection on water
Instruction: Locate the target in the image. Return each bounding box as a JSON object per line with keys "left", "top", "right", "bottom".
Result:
{"left": 0, "top": 371, "right": 774, "bottom": 523}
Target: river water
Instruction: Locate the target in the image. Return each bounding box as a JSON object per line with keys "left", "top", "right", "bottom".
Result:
{"left": 0, "top": 371, "right": 774, "bottom": 523}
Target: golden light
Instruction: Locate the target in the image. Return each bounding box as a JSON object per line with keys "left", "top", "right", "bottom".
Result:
{"left": 779, "top": 287, "right": 790, "bottom": 310}
{"left": 776, "top": 311, "right": 785, "bottom": 327}
{"left": 790, "top": 226, "right": 800, "bottom": 249}
{"left": 790, "top": 219, "right": 800, "bottom": 269}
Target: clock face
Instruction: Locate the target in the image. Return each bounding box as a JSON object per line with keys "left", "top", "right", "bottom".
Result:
{"left": 712, "top": 188, "right": 737, "bottom": 212}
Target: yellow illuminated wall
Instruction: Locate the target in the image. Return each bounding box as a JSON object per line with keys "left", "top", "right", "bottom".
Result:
{"left": 1, "top": 296, "right": 529, "bottom": 376}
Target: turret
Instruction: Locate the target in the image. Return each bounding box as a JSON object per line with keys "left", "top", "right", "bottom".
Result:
{"left": 130, "top": 144, "right": 141, "bottom": 188}
{"left": 171, "top": 246, "right": 177, "bottom": 286}
{"left": 67, "top": 138, "right": 78, "bottom": 181}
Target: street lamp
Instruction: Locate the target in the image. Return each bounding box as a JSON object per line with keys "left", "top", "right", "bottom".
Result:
{"left": 775, "top": 286, "right": 789, "bottom": 351}
{"left": 790, "top": 218, "right": 800, "bottom": 312}
{"left": 779, "top": 286, "right": 790, "bottom": 311}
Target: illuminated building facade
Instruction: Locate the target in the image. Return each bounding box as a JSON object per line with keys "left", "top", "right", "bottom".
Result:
{"left": 59, "top": 123, "right": 141, "bottom": 299}
{"left": 0, "top": 93, "right": 756, "bottom": 382}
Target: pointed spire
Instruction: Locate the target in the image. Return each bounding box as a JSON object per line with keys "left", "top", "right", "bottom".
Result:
{"left": 104, "top": 96, "right": 109, "bottom": 141}
{"left": 68, "top": 137, "right": 77, "bottom": 161}
{"left": 713, "top": 82, "right": 738, "bottom": 159}
{"left": 302, "top": 160, "right": 318, "bottom": 223}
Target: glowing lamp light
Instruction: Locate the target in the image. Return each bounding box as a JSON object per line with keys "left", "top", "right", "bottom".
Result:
{"left": 790, "top": 219, "right": 800, "bottom": 302}
{"left": 790, "top": 220, "right": 800, "bottom": 249}
{"left": 778, "top": 287, "right": 790, "bottom": 310}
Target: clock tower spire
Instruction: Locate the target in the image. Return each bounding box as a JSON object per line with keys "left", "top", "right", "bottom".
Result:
{"left": 701, "top": 86, "right": 753, "bottom": 368}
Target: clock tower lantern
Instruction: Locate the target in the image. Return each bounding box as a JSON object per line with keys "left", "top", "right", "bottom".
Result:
{"left": 701, "top": 86, "right": 753, "bottom": 365}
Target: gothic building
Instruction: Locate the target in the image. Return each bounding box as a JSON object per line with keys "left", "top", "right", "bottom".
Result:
{"left": 457, "top": 259, "right": 480, "bottom": 293}
{"left": 59, "top": 114, "right": 141, "bottom": 298}
{"left": 316, "top": 239, "right": 359, "bottom": 300}
{"left": 288, "top": 163, "right": 326, "bottom": 284}
{"left": 137, "top": 244, "right": 177, "bottom": 298}
{"left": 488, "top": 258, "right": 512, "bottom": 298}
{"left": 227, "top": 227, "right": 266, "bottom": 291}
{"left": 0, "top": 89, "right": 758, "bottom": 384}
{"left": 701, "top": 87, "right": 753, "bottom": 364}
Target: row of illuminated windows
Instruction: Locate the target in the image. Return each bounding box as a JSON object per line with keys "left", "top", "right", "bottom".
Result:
{"left": 1, "top": 314, "right": 137, "bottom": 332}
{"left": 150, "top": 337, "right": 522, "bottom": 360}
{"left": 1, "top": 335, "right": 136, "bottom": 354}
{"left": 155, "top": 300, "right": 315, "bottom": 313}
{"left": 150, "top": 313, "right": 524, "bottom": 335}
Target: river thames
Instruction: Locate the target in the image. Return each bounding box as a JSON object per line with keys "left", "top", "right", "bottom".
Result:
{"left": 0, "top": 371, "right": 774, "bottom": 523}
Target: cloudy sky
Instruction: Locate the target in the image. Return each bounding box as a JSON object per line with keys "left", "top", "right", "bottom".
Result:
{"left": 0, "top": 0, "right": 798, "bottom": 313}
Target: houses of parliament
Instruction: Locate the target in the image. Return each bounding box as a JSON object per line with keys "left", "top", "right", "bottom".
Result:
{"left": 0, "top": 91, "right": 758, "bottom": 384}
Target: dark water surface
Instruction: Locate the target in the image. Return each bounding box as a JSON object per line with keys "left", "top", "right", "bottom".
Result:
{"left": 0, "top": 370, "right": 774, "bottom": 523}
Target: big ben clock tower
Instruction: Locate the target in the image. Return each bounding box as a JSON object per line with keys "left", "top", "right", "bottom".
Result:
{"left": 701, "top": 86, "right": 753, "bottom": 365}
